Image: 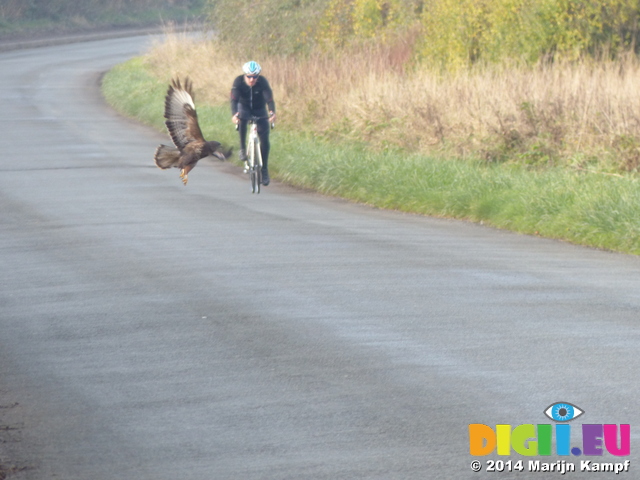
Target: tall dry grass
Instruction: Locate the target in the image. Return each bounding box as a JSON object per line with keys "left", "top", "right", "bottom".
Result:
{"left": 144, "top": 31, "right": 240, "bottom": 106}
{"left": 145, "top": 32, "right": 640, "bottom": 173}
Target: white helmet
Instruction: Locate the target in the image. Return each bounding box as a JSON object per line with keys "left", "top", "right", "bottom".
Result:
{"left": 242, "top": 61, "right": 262, "bottom": 76}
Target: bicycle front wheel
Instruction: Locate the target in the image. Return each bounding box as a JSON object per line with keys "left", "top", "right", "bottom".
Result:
{"left": 248, "top": 140, "right": 259, "bottom": 194}
{"left": 250, "top": 166, "right": 260, "bottom": 193}
{"left": 255, "top": 165, "right": 262, "bottom": 193}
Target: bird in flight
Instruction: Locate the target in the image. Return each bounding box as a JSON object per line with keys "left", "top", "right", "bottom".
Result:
{"left": 154, "top": 77, "right": 231, "bottom": 185}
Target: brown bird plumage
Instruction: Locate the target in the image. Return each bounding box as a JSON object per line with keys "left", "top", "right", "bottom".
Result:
{"left": 154, "top": 77, "right": 231, "bottom": 185}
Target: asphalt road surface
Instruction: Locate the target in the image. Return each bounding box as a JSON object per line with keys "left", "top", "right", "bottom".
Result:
{"left": 1, "top": 35, "right": 640, "bottom": 480}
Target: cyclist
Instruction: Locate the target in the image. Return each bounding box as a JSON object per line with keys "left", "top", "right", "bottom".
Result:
{"left": 230, "top": 61, "right": 276, "bottom": 186}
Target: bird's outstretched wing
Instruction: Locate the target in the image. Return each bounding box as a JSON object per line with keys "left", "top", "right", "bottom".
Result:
{"left": 164, "top": 77, "right": 205, "bottom": 150}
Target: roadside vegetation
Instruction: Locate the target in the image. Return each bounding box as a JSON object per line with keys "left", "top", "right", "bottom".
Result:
{"left": 102, "top": 0, "right": 640, "bottom": 254}
{"left": 0, "top": 0, "right": 206, "bottom": 39}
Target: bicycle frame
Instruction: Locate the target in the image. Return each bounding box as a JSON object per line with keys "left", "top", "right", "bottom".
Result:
{"left": 236, "top": 115, "right": 272, "bottom": 193}
{"left": 246, "top": 119, "right": 263, "bottom": 194}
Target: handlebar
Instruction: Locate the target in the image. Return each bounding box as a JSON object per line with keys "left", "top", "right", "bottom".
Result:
{"left": 234, "top": 115, "right": 275, "bottom": 130}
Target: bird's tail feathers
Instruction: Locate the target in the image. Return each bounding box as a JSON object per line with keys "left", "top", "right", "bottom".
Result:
{"left": 154, "top": 145, "right": 180, "bottom": 169}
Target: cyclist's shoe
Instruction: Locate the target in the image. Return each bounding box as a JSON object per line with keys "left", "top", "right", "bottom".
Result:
{"left": 239, "top": 149, "right": 250, "bottom": 173}
{"left": 261, "top": 168, "right": 270, "bottom": 186}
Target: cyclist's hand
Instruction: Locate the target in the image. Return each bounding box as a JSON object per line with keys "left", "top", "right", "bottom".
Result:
{"left": 232, "top": 113, "right": 240, "bottom": 125}
{"left": 269, "top": 111, "right": 276, "bottom": 124}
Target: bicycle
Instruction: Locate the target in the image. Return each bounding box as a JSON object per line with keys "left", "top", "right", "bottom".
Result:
{"left": 236, "top": 115, "right": 273, "bottom": 194}
{"left": 247, "top": 116, "right": 263, "bottom": 193}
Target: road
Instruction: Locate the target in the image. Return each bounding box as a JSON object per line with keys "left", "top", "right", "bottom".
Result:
{"left": 1, "top": 35, "right": 639, "bottom": 479}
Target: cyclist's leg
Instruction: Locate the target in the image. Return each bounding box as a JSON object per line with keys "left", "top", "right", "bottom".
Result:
{"left": 238, "top": 120, "right": 248, "bottom": 161}
{"left": 254, "top": 142, "right": 262, "bottom": 193}
{"left": 256, "top": 118, "right": 271, "bottom": 185}
{"left": 237, "top": 106, "right": 250, "bottom": 161}
{"left": 256, "top": 118, "right": 270, "bottom": 166}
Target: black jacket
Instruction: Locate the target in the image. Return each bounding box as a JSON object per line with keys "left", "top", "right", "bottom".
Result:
{"left": 230, "top": 75, "right": 276, "bottom": 117}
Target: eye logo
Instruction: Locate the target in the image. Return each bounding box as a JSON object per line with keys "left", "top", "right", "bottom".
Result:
{"left": 544, "top": 402, "right": 584, "bottom": 422}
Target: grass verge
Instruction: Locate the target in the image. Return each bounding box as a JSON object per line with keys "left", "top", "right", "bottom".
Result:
{"left": 102, "top": 58, "right": 640, "bottom": 255}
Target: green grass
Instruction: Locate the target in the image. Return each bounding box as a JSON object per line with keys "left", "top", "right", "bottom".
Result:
{"left": 102, "top": 58, "right": 640, "bottom": 255}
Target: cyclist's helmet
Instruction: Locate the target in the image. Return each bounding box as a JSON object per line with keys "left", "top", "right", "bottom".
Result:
{"left": 243, "top": 61, "right": 262, "bottom": 76}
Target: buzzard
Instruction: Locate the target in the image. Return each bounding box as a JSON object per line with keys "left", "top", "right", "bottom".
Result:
{"left": 154, "top": 77, "right": 231, "bottom": 185}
